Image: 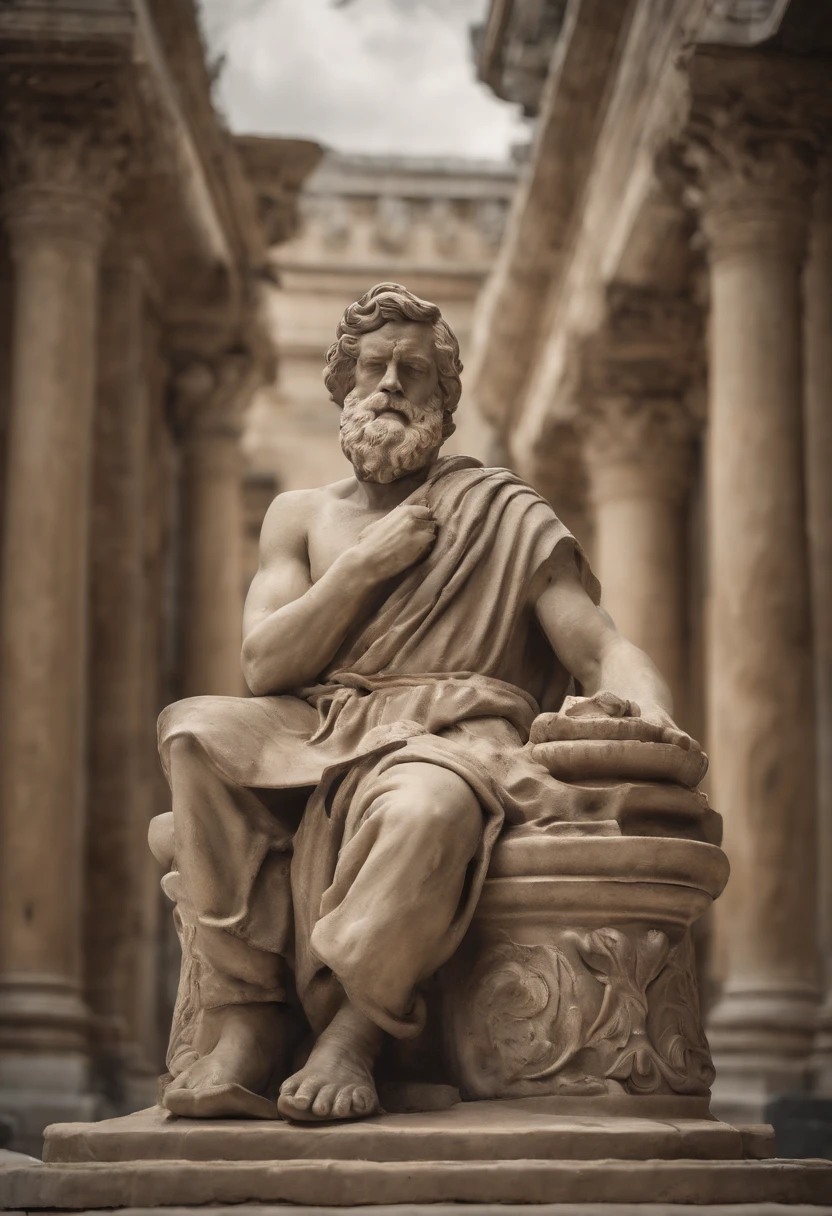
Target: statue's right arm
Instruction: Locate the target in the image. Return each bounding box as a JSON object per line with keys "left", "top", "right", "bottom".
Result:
{"left": 240, "top": 493, "right": 436, "bottom": 696}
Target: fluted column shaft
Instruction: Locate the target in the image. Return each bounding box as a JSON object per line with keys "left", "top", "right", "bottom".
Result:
{"left": 584, "top": 398, "right": 695, "bottom": 718}
{"left": 685, "top": 70, "right": 820, "bottom": 1120}
{"left": 806, "top": 153, "right": 832, "bottom": 1094}
{"left": 176, "top": 358, "right": 251, "bottom": 698}
{"left": 84, "top": 246, "right": 150, "bottom": 1111}
{"left": 0, "top": 120, "right": 125, "bottom": 1144}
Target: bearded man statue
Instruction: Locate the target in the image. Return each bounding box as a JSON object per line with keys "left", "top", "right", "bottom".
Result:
{"left": 153, "top": 282, "right": 700, "bottom": 1124}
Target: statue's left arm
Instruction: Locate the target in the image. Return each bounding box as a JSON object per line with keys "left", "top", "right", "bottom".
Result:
{"left": 533, "top": 546, "right": 698, "bottom": 751}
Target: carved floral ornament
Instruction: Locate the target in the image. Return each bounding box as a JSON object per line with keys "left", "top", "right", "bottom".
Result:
{"left": 462, "top": 927, "right": 714, "bottom": 1098}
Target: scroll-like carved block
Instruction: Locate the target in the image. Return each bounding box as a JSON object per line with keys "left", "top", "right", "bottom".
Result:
{"left": 444, "top": 835, "right": 728, "bottom": 1103}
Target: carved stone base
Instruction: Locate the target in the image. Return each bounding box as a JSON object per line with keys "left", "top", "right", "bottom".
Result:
{"left": 3, "top": 1103, "right": 832, "bottom": 1209}
{"left": 443, "top": 834, "right": 729, "bottom": 1103}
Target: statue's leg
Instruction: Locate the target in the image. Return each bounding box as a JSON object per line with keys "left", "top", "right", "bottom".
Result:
{"left": 279, "top": 761, "right": 482, "bottom": 1123}
{"left": 161, "top": 733, "right": 295, "bottom": 1119}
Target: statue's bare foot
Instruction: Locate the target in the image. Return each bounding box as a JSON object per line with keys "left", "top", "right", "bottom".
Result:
{"left": 164, "top": 1003, "right": 283, "bottom": 1119}
{"left": 278, "top": 1000, "right": 383, "bottom": 1122}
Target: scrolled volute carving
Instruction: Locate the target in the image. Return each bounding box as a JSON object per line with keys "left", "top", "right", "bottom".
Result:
{"left": 469, "top": 937, "right": 590, "bottom": 1090}
{"left": 462, "top": 926, "right": 714, "bottom": 1098}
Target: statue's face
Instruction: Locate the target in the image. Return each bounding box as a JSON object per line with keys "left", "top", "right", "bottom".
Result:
{"left": 353, "top": 320, "right": 440, "bottom": 407}
{"left": 340, "top": 320, "right": 446, "bottom": 484}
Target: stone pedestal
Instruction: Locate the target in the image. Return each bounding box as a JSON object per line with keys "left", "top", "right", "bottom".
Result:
{"left": 4, "top": 1101, "right": 832, "bottom": 1209}
{"left": 0, "top": 118, "right": 125, "bottom": 1153}
{"left": 684, "top": 60, "right": 821, "bottom": 1124}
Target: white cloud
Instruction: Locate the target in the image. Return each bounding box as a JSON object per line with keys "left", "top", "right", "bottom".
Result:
{"left": 198, "top": 0, "right": 526, "bottom": 159}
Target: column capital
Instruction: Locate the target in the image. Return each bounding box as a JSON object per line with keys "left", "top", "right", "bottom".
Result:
{"left": 580, "top": 395, "right": 698, "bottom": 504}
{"left": 679, "top": 50, "right": 827, "bottom": 260}
{"left": 1, "top": 106, "right": 130, "bottom": 253}
{"left": 569, "top": 285, "right": 702, "bottom": 503}
{"left": 172, "top": 351, "right": 259, "bottom": 443}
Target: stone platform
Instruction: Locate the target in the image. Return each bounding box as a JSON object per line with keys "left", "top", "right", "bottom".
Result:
{"left": 3, "top": 1099, "right": 832, "bottom": 1209}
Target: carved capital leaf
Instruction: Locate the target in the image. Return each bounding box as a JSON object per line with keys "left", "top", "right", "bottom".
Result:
{"left": 677, "top": 50, "right": 828, "bottom": 257}
{"left": 1, "top": 77, "right": 131, "bottom": 249}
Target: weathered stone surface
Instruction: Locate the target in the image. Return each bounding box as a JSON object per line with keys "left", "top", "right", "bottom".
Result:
{"left": 42, "top": 1100, "right": 749, "bottom": 1164}
{"left": 4, "top": 1155, "right": 832, "bottom": 1209}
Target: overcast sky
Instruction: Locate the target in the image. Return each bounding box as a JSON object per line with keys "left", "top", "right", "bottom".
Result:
{"left": 197, "top": 0, "right": 526, "bottom": 160}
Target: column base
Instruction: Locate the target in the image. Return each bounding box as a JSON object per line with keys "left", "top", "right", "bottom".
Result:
{"left": 812, "top": 997, "right": 832, "bottom": 1095}
{"left": 0, "top": 973, "right": 94, "bottom": 1155}
{"left": 707, "top": 985, "right": 820, "bottom": 1125}
{"left": 766, "top": 1094, "right": 832, "bottom": 1160}
{"left": 0, "top": 1054, "right": 96, "bottom": 1158}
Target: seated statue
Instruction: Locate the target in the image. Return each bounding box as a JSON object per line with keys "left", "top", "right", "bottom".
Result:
{"left": 152, "top": 282, "right": 711, "bottom": 1125}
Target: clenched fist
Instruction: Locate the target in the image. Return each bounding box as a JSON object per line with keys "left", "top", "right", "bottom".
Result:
{"left": 352, "top": 505, "right": 437, "bottom": 581}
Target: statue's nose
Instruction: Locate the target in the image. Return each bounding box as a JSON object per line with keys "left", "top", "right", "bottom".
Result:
{"left": 379, "top": 362, "right": 403, "bottom": 395}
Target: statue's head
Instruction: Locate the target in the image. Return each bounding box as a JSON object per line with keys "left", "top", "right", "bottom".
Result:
{"left": 324, "top": 282, "right": 463, "bottom": 484}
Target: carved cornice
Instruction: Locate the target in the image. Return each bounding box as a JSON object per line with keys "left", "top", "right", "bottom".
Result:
{"left": 233, "top": 136, "right": 323, "bottom": 249}
{"left": 698, "top": 0, "right": 790, "bottom": 47}
{"left": 677, "top": 50, "right": 827, "bottom": 260}
{"left": 475, "top": 0, "right": 569, "bottom": 117}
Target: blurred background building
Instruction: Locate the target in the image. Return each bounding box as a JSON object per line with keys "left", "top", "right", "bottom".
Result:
{"left": 0, "top": 0, "right": 830, "bottom": 1157}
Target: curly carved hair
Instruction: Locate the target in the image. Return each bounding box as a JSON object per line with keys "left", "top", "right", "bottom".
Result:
{"left": 323, "top": 282, "right": 463, "bottom": 438}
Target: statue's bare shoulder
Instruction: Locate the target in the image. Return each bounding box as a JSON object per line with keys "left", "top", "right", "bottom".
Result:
{"left": 259, "top": 478, "right": 360, "bottom": 557}
{"left": 244, "top": 478, "right": 361, "bottom": 636}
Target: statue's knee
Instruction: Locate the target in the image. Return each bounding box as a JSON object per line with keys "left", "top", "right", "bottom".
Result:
{"left": 148, "top": 812, "right": 175, "bottom": 869}
{"left": 372, "top": 770, "right": 482, "bottom": 861}
{"left": 167, "top": 731, "right": 209, "bottom": 773}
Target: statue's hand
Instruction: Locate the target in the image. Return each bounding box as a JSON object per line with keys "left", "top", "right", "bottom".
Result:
{"left": 531, "top": 691, "right": 701, "bottom": 753}
{"left": 352, "top": 504, "right": 437, "bottom": 581}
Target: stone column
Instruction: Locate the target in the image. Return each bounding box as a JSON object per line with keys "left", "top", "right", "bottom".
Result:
{"left": 806, "top": 152, "right": 832, "bottom": 1095}
{"left": 0, "top": 118, "right": 126, "bottom": 1147}
{"left": 175, "top": 356, "right": 253, "bottom": 698}
{"left": 683, "top": 58, "right": 821, "bottom": 1122}
{"left": 582, "top": 397, "right": 695, "bottom": 718}
{"left": 84, "top": 242, "right": 151, "bottom": 1116}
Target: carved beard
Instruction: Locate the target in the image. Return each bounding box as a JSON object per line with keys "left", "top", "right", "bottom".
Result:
{"left": 339, "top": 388, "right": 445, "bottom": 484}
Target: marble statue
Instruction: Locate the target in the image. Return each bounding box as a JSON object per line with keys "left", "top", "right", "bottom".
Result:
{"left": 150, "top": 282, "right": 717, "bottom": 1126}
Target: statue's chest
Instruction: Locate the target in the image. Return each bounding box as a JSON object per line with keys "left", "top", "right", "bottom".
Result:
{"left": 307, "top": 504, "right": 392, "bottom": 583}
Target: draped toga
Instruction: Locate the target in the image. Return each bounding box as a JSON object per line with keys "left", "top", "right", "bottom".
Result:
{"left": 158, "top": 456, "right": 604, "bottom": 1036}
